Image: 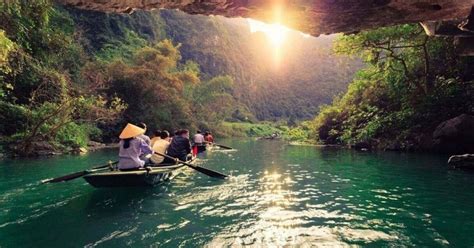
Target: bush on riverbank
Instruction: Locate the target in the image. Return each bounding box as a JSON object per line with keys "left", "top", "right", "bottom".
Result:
{"left": 218, "top": 121, "right": 314, "bottom": 143}
{"left": 312, "top": 24, "right": 474, "bottom": 151}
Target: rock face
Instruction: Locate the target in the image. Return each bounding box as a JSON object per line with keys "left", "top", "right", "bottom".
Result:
{"left": 56, "top": 0, "right": 473, "bottom": 37}
{"left": 87, "top": 141, "right": 106, "bottom": 151}
{"left": 28, "top": 141, "right": 62, "bottom": 156}
{"left": 433, "top": 114, "right": 474, "bottom": 153}
{"left": 448, "top": 154, "right": 474, "bottom": 170}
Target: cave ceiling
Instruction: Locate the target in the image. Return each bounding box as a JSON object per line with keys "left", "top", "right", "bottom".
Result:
{"left": 56, "top": 0, "right": 474, "bottom": 54}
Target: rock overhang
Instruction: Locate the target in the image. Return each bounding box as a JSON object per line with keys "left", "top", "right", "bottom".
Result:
{"left": 56, "top": 0, "right": 474, "bottom": 54}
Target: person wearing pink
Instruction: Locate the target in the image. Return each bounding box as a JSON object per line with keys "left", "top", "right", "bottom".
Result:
{"left": 204, "top": 131, "right": 214, "bottom": 143}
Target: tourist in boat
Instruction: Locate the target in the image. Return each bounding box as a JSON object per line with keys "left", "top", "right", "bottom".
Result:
{"left": 117, "top": 123, "right": 153, "bottom": 171}
{"left": 193, "top": 130, "right": 205, "bottom": 145}
{"left": 165, "top": 129, "right": 192, "bottom": 162}
{"left": 137, "top": 122, "right": 151, "bottom": 145}
{"left": 150, "top": 129, "right": 161, "bottom": 147}
{"left": 193, "top": 130, "right": 206, "bottom": 153}
{"left": 150, "top": 130, "right": 171, "bottom": 165}
{"left": 204, "top": 131, "right": 214, "bottom": 144}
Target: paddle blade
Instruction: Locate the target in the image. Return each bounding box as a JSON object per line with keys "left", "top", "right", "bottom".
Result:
{"left": 187, "top": 164, "right": 228, "bottom": 179}
{"left": 41, "top": 162, "right": 116, "bottom": 184}
{"left": 42, "top": 171, "right": 87, "bottom": 184}
{"left": 215, "top": 144, "right": 233, "bottom": 150}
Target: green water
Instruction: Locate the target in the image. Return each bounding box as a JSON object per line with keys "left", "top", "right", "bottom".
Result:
{"left": 1, "top": 139, "right": 474, "bottom": 247}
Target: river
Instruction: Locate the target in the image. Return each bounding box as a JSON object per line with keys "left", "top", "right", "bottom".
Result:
{"left": 1, "top": 139, "right": 473, "bottom": 247}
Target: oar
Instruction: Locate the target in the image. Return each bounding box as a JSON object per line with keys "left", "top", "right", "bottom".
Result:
{"left": 42, "top": 161, "right": 117, "bottom": 184}
{"left": 213, "top": 143, "right": 233, "bottom": 150}
{"left": 154, "top": 152, "right": 228, "bottom": 179}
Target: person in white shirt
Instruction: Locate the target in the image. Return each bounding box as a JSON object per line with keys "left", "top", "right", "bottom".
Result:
{"left": 150, "top": 130, "right": 171, "bottom": 165}
{"left": 193, "top": 130, "right": 205, "bottom": 144}
{"left": 193, "top": 130, "right": 206, "bottom": 153}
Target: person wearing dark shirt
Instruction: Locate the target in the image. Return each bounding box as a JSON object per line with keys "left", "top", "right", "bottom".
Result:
{"left": 166, "top": 129, "right": 192, "bottom": 162}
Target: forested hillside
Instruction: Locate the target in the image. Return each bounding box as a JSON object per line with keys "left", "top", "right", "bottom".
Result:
{"left": 0, "top": 1, "right": 361, "bottom": 155}
{"left": 65, "top": 8, "right": 362, "bottom": 120}
{"left": 160, "top": 10, "right": 362, "bottom": 120}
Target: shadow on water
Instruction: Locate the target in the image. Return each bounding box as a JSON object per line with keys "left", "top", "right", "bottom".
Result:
{"left": 83, "top": 187, "right": 156, "bottom": 213}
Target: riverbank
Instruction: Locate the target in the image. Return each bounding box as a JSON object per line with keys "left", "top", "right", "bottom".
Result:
{"left": 0, "top": 139, "right": 118, "bottom": 159}
{"left": 218, "top": 121, "right": 314, "bottom": 141}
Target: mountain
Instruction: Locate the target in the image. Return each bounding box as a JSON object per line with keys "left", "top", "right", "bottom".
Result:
{"left": 65, "top": 7, "right": 363, "bottom": 121}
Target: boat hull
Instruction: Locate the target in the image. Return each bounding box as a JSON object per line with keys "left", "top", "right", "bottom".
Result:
{"left": 83, "top": 163, "right": 189, "bottom": 188}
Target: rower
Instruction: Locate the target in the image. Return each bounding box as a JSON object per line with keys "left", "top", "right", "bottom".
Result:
{"left": 193, "top": 130, "right": 206, "bottom": 153}
{"left": 165, "top": 129, "right": 192, "bottom": 163}
{"left": 204, "top": 131, "right": 214, "bottom": 144}
{"left": 150, "top": 130, "right": 171, "bottom": 165}
{"left": 117, "top": 123, "right": 153, "bottom": 171}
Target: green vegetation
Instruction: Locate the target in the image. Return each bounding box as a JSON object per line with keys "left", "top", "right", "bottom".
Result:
{"left": 64, "top": 8, "right": 360, "bottom": 121}
{"left": 219, "top": 121, "right": 313, "bottom": 142}
{"left": 1, "top": 2, "right": 361, "bottom": 156}
{"left": 0, "top": 2, "right": 239, "bottom": 155}
{"left": 312, "top": 24, "right": 474, "bottom": 150}
{"left": 159, "top": 10, "right": 361, "bottom": 120}
{"left": 9, "top": 1, "right": 465, "bottom": 155}
{"left": 219, "top": 122, "right": 285, "bottom": 137}
{"left": 0, "top": 1, "right": 126, "bottom": 155}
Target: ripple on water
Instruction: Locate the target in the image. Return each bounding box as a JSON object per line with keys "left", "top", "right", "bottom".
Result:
{"left": 1, "top": 141, "right": 469, "bottom": 247}
{"left": 205, "top": 224, "right": 397, "bottom": 247}
{"left": 85, "top": 227, "right": 138, "bottom": 247}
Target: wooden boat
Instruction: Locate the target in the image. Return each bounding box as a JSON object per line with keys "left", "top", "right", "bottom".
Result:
{"left": 205, "top": 143, "right": 234, "bottom": 151}
{"left": 196, "top": 144, "right": 207, "bottom": 153}
{"left": 206, "top": 143, "right": 215, "bottom": 151}
{"left": 83, "top": 159, "right": 195, "bottom": 188}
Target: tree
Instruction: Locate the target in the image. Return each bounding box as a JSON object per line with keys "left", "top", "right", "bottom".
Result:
{"left": 313, "top": 24, "right": 473, "bottom": 149}
{"left": 105, "top": 40, "right": 200, "bottom": 131}
{"left": 333, "top": 24, "right": 456, "bottom": 96}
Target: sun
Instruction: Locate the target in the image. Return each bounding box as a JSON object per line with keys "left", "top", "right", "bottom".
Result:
{"left": 247, "top": 19, "right": 289, "bottom": 48}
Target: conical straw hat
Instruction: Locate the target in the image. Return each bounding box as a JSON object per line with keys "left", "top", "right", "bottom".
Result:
{"left": 119, "top": 123, "right": 145, "bottom": 139}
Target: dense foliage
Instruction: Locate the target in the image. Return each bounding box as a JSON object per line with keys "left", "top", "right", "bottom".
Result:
{"left": 312, "top": 24, "right": 474, "bottom": 150}
{"left": 0, "top": 2, "right": 239, "bottom": 155}
{"left": 160, "top": 10, "right": 362, "bottom": 120}
{"left": 0, "top": 1, "right": 127, "bottom": 155}
{"left": 64, "top": 8, "right": 361, "bottom": 121}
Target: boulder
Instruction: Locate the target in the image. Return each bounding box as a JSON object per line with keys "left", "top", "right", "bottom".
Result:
{"left": 354, "top": 141, "right": 371, "bottom": 151}
{"left": 448, "top": 154, "right": 474, "bottom": 170}
{"left": 433, "top": 114, "right": 474, "bottom": 153}
{"left": 70, "top": 147, "right": 88, "bottom": 154}
{"left": 87, "top": 141, "right": 106, "bottom": 150}
{"left": 29, "top": 141, "right": 61, "bottom": 156}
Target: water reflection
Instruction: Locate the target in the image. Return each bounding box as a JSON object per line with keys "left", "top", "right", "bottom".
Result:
{"left": 204, "top": 167, "right": 397, "bottom": 247}
{"left": 1, "top": 140, "right": 473, "bottom": 247}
